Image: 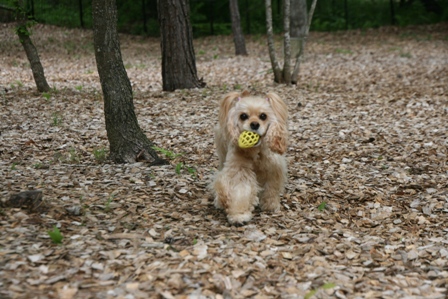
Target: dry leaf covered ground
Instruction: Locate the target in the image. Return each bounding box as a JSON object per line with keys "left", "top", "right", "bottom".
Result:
{"left": 0, "top": 23, "right": 448, "bottom": 299}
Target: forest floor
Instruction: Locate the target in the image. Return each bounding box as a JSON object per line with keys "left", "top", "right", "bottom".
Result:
{"left": 0, "top": 23, "right": 447, "bottom": 299}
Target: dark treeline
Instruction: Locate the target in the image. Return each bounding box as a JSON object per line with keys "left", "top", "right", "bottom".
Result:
{"left": 0, "top": 0, "right": 447, "bottom": 35}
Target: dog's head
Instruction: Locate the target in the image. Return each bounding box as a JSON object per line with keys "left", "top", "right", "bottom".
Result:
{"left": 218, "top": 91, "right": 288, "bottom": 154}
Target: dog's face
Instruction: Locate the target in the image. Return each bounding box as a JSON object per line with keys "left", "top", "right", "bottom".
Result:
{"left": 231, "top": 96, "right": 273, "bottom": 138}
{"left": 218, "top": 91, "right": 288, "bottom": 154}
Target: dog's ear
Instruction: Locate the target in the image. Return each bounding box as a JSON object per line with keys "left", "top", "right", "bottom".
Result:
{"left": 219, "top": 92, "right": 241, "bottom": 143}
{"left": 241, "top": 90, "right": 250, "bottom": 97}
{"left": 218, "top": 92, "right": 240, "bottom": 126}
{"left": 266, "top": 92, "right": 288, "bottom": 154}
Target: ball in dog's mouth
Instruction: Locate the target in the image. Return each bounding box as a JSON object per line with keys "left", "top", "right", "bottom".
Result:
{"left": 238, "top": 131, "right": 260, "bottom": 148}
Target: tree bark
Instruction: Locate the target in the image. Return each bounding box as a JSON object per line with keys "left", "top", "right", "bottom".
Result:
{"left": 92, "top": 0, "right": 165, "bottom": 165}
{"left": 157, "top": 0, "right": 205, "bottom": 92}
{"left": 18, "top": 29, "right": 51, "bottom": 92}
{"left": 282, "top": 0, "right": 291, "bottom": 84}
{"left": 265, "top": 0, "right": 283, "bottom": 83}
{"left": 290, "top": 0, "right": 308, "bottom": 58}
{"left": 14, "top": 0, "right": 49, "bottom": 92}
{"left": 229, "top": 0, "right": 248, "bottom": 56}
{"left": 291, "top": 0, "right": 317, "bottom": 84}
{"left": 266, "top": 0, "right": 317, "bottom": 84}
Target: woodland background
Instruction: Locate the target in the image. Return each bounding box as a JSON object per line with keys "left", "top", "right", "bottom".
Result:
{"left": 0, "top": 0, "right": 447, "bottom": 35}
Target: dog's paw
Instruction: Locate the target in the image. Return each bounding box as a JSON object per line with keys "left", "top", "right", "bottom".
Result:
{"left": 260, "top": 200, "right": 280, "bottom": 212}
{"left": 214, "top": 196, "right": 224, "bottom": 209}
{"left": 227, "top": 212, "right": 252, "bottom": 226}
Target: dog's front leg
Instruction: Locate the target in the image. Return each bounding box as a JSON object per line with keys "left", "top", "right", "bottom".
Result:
{"left": 214, "top": 164, "right": 259, "bottom": 225}
{"left": 258, "top": 155, "right": 287, "bottom": 212}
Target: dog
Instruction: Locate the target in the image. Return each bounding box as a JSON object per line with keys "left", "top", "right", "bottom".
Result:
{"left": 212, "top": 91, "right": 288, "bottom": 225}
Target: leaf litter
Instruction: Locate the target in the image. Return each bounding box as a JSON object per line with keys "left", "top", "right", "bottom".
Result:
{"left": 0, "top": 23, "right": 447, "bottom": 298}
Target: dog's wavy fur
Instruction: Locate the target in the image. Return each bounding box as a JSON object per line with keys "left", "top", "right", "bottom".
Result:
{"left": 212, "top": 91, "right": 288, "bottom": 225}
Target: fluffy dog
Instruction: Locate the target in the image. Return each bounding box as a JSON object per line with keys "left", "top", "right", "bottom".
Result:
{"left": 212, "top": 91, "right": 288, "bottom": 225}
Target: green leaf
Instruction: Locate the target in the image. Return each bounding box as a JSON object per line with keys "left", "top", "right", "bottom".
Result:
{"left": 304, "top": 289, "right": 316, "bottom": 299}
{"left": 175, "top": 162, "right": 183, "bottom": 174}
{"left": 48, "top": 226, "right": 63, "bottom": 244}
{"left": 318, "top": 201, "right": 327, "bottom": 211}
{"left": 322, "top": 282, "right": 336, "bottom": 289}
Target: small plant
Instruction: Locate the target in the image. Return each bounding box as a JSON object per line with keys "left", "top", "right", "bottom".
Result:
{"left": 198, "top": 50, "right": 205, "bottom": 55}
{"left": 93, "top": 148, "right": 107, "bottom": 163}
{"left": 48, "top": 226, "right": 63, "bottom": 244}
{"left": 75, "top": 85, "right": 83, "bottom": 91}
{"left": 152, "top": 146, "right": 197, "bottom": 177}
{"left": 104, "top": 195, "right": 114, "bottom": 213}
{"left": 68, "top": 147, "right": 80, "bottom": 164}
{"left": 213, "top": 54, "right": 219, "bottom": 59}
{"left": 318, "top": 201, "right": 327, "bottom": 211}
{"left": 399, "top": 52, "right": 412, "bottom": 58}
{"left": 175, "top": 162, "right": 183, "bottom": 175}
{"left": 335, "top": 48, "right": 353, "bottom": 54}
{"left": 15, "top": 80, "right": 24, "bottom": 88}
{"left": 234, "top": 83, "right": 242, "bottom": 90}
{"left": 42, "top": 92, "right": 51, "bottom": 100}
{"left": 10, "top": 162, "right": 18, "bottom": 170}
{"left": 305, "top": 282, "right": 336, "bottom": 299}
{"left": 33, "top": 162, "right": 42, "bottom": 169}
{"left": 152, "top": 146, "right": 183, "bottom": 160}
{"left": 51, "top": 112, "right": 63, "bottom": 126}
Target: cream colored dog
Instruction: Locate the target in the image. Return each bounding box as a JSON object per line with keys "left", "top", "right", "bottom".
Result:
{"left": 212, "top": 91, "right": 288, "bottom": 225}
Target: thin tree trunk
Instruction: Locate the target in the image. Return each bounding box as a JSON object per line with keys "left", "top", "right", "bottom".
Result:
{"left": 291, "top": 0, "right": 317, "bottom": 84}
{"left": 92, "top": 0, "right": 165, "bottom": 164}
{"left": 282, "top": 0, "right": 291, "bottom": 84}
{"left": 229, "top": 0, "right": 247, "bottom": 56}
{"left": 265, "top": 0, "right": 283, "bottom": 83}
{"left": 158, "top": 0, "right": 205, "bottom": 91}
{"left": 290, "top": 0, "right": 308, "bottom": 58}
{"left": 15, "top": 0, "right": 49, "bottom": 92}
{"left": 17, "top": 26, "right": 51, "bottom": 92}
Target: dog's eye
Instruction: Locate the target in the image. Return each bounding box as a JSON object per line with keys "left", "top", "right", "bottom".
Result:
{"left": 240, "top": 113, "right": 248, "bottom": 121}
{"left": 259, "top": 113, "right": 267, "bottom": 121}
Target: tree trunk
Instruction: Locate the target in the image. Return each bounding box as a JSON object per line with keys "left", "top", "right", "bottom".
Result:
{"left": 266, "top": 0, "right": 317, "bottom": 85}
{"left": 92, "top": 0, "right": 165, "bottom": 165}
{"left": 290, "top": 0, "right": 308, "bottom": 58}
{"left": 18, "top": 29, "right": 51, "bottom": 92}
{"left": 229, "top": 0, "right": 247, "bottom": 56}
{"left": 157, "top": 0, "right": 205, "bottom": 92}
{"left": 14, "top": 0, "right": 49, "bottom": 92}
{"left": 282, "top": 0, "right": 291, "bottom": 84}
{"left": 265, "top": 0, "right": 283, "bottom": 83}
{"left": 291, "top": 0, "right": 317, "bottom": 84}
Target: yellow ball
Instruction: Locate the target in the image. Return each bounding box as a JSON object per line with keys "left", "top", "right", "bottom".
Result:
{"left": 238, "top": 131, "right": 260, "bottom": 148}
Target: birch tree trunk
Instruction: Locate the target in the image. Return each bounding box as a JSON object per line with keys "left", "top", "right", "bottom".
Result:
{"left": 265, "top": 0, "right": 283, "bottom": 83}
{"left": 266, "top": 0, "right": 317, "bottom": 84}
{"left": 229, "top": 0, "right": 248, "bottom": 56}
{"left": 92, "top": 0, "right": 165, "bottom": 164}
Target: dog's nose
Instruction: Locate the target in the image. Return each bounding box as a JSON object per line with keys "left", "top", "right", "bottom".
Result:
{"left": 250, "top": 122, "right": 260, "bottom": 130}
